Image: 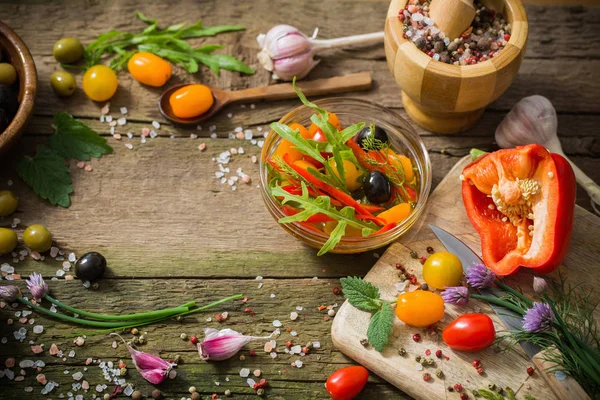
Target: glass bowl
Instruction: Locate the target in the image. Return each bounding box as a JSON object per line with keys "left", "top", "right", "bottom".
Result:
{"left": 259, "top": 98, "right": 432, "bottom": 254}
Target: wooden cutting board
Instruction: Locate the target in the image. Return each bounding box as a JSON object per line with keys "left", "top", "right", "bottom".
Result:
{"left": 332, "top": 156, "right": 600, "bottom": 400}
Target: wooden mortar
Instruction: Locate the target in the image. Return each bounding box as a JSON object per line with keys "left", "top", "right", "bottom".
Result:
{"left": 384, "top": 0, "right": 528, "bottom": 134}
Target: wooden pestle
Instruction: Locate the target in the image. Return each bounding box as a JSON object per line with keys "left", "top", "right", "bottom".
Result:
{"left": 428, "top": 0, "right": 476, "bottom": 40}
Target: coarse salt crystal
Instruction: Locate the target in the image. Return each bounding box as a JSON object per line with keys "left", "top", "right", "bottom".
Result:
{"left": 273, "top": 320, "right": 282, "bottom": 327}
{"left": 127, "top": 132, "right": 133, "bottom": 139}
{"left": 117, "top": 117, "right": 126, "bottom": 126}
{"left": 244, "top": 130, "right": 253, "bottom": 140}
{"left": 295, "top": 360, "right": 303, "bottom": 368}
{"left": 239, "top": 368, "right": 250, "bottom": 378}
{"left": 290, "top": 312, "right": 298, "bottom": 321}
{"left": 152, "top": 121, "right": 160, "bottom": 129}
{"left": 196, "top": 125, "right": 202, "bottom": 130}
{"left": 120, "top": 107, "right": 127, "bottom": 114}
{"left": 125, "top": 143, "right": 134, "bottom": 150}
{"left": 106, "top": 115, "right": 113, "bottom": 123}
{"left": 210, "top": 133, "right": 217, "bottom": 139}
{"left": 33, "top": 325, "right": 43, "bottom": 334}
{"left": 150, "top": 130, "right": 158, "bottom": 138}
{"left": 227, "top": 113, "right": 233, "bottom": 118}
{"left": 250, "top": 104, "right": 256, "bottom": 109}
{"left": 68, "top": 253, "right": 76, "bottom": 262}
{"left": 190, "top": 133, "right": 198, "bottom": 139}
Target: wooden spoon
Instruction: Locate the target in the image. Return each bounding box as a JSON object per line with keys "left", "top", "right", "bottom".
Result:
{"left": 158, "top": 72, "right": 372, "bottom": 125}
{"left": 428, "top": 0, "right": 476, "bottom": 40}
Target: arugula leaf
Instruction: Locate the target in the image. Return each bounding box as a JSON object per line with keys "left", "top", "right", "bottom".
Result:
{"left": 48, "top": 112, "right": 113, "bottom": 161}
{"left": 367, "top": 302, "right": 394, "bottom": 351}
{"left": 16, "top": 146, "right": 73, "bottom": 208}
{"left": 270, "top": 122, "right": 326, "bottom": 165}
{"left": 477, "top": 390, "right": 505, "bottom": 400}
{"left": 319, "top": 216, "right": 348, "bottom": 256}
{"left": 339, "top": 123, "right": 366, "bottom": 144}
{"left": 340, "top": 277, "right": 381, "bottom": 312}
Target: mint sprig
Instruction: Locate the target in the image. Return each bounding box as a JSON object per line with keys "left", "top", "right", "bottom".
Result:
{"left": 16, "top": 113, "right": 113, "bottom": 208}
{"left": 340, "top": 277, "right": 394, "bottom": 351}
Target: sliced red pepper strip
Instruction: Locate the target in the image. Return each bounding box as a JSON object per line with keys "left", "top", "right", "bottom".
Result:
{"left": 356, "top": 214, "right": 386, "bottom": 226}
{"left": 359, "top": 204, "right": 386, "bottom": 213}
{"left": 461, "top": 144, "right": 576, "bottom": 276}
{"left": 281, "top": 185, "right": 340, "bottom": 206}
{"left": 283, "top": 153, "right": 375, "bottom": 217}
{"left": 298, "top": 222, "right": 325, "bottom": 234}
{"left": 266, "top": 157, "right": 283, "bottom": 173}
{"left": 374, "top": 222, "right": 396, "bottom": 235}
{"left": 346, "top": 139, "right": 387, "bottom": 173}
{"left": 281, "top": 205, "right": 335, "bottom": 223}
{"left": 400, "top": 184, "right": 417, "bottom": 203}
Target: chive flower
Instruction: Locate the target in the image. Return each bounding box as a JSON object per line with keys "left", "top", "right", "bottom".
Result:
{"left": 441, "top": 286, "right": 469, "bottom": 305}
{"left": 466, "top": 263, "right": 496, "bottom": 289}
{"left": 0, "top": 285, "right": 21, "bottom": 302}
{"left": 26, "top": 272, "right": 48, "bottom": 300}
{"left": 522, "top": 302, "right": 555, "bottom": 333}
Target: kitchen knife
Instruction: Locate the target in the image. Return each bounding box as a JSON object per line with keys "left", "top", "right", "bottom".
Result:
{"left": 429, "top": 224, "right": 590, "bottom": 400}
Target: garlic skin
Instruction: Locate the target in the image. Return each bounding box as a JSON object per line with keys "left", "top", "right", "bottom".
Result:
{"left": 495, "top": 95, "right": 559, "bottom": 149}
{"left": 198, "top": 328, "right": 272, "bottom": 361}
{"left": 257, "top": 25, "right": 319, "bottom": 81}
{"left": 533, "top": 276, "right": 547, "bottom": 295}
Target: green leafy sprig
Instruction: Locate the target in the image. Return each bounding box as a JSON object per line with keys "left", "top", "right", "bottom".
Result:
{"left": 340, "top": 277, "right": 394, "bottom": 351}
{"left": 16, "top": 113, "right": 113, "bottom": 207}
{"left": 82, "top": 12, "right": 253, "bottom": 75}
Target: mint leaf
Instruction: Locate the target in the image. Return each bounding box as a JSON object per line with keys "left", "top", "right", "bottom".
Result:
{"left": 48, "top": 112, "right": 113, "bottom": 161}
{"left": 340, "top": 276, "right": 381, "bottom": 312}
{"left": 17, "top": 146, "right": 73, "bottom": 208}
{"left": 367, "top": 302, "right": 394, "bottom": 351}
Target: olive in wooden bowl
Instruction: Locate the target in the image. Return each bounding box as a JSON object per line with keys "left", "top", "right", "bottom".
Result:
{"left": 384, "top": 0, "right": 528, "bottom": 134}
{"left": 0, "top": 21, "right": 37, "bottom": 156}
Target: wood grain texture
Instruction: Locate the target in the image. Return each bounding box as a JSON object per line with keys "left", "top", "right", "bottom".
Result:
{"left": 332, "top": 156, "right": 599, "bottom": 399}
{"left": 0, "top": 0, "right": 598, "bottom": 398}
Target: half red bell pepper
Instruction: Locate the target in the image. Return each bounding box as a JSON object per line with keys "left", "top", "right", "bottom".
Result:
{"left": 461, "top": 144, "right": 576, "bottom": 276}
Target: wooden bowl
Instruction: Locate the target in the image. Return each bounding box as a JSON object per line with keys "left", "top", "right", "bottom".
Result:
{"left": 0, "top": 21, "right": 37, "bottom": 156}
{"left": 384, "top": 0, "right": 527, "bottom": 134}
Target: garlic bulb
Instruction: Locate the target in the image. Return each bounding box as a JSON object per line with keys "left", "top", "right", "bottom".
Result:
{"left": 257, "top": 25, "right": 384, "bottom": 81}
{"left": 495, "top": 95, "right": 559, "bottom": 149}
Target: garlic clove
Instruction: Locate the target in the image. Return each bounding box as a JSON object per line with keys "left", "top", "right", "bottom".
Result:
{"left": 272, "top": 52, "right": 319, "bottom": 81}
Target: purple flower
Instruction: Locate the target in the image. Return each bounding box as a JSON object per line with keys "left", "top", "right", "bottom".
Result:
{"left": 441, "top": 286, "right": 469, "bottom": 305}
{"left": 0, "top": 285, "right": 21, "bottom": 302}
{"left": 198, "top": 328, "right": 272, "bottom": 361}
{"left": 26, "top": 272, "right": 48, "bottom": 299}
{"left": 523, "top": 302, "right": 555, "bottom": 332}
{"left": 466, "top": 263, "right": 496, "bottom": 289}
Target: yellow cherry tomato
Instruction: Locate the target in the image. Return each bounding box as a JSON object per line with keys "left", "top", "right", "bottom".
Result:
{"left": 323, "top": 221, "right": 363, "bottom": 237}
{"left": 292, "top": 159, "right": 319, "bottom": 172}
{"left": 0, "top": 228, "right": 18, "bottom": 255}
{"left": 83, "top": 65, "right": 118, "bottom": 102}
{"left": 23, "top": 224, "right": 52, "bottom": 253}
{"left": 395, "top": 290, "right": 445, "bottom": 327}
{"left": 422, "top": 251, "right": 463, "bottom": 290}
{"left": 385, "top": 149, "right": 414, "bottom": 182}
{"left": 169, "top": 84, "right": 214, "bottom": 119}
{"left": 274, "top": 139, "right": 303, "bottom": 163}
{"left": 329, "top": 158, "right": 363, "bottom": 192}
{"left": 128, "top": 52, "right": 172, "bottom": 87}
{"left": 378, "top": 202, "right": 411, "bottom": 225}
{"left": 288, "top": 122, "right": 311, "bottom": 139}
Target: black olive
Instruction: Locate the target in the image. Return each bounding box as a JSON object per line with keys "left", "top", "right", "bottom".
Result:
{"left": 363, "top": 171, "right": 392, "bottom": 204}
{"left": 0, "top": 85, "right": 18, "bottom": 133}
{"left": 75, "top": 252, "right": 107, "bottom": 281}
{"left": 355, "top": 124, "right": 389, "bottom": 150}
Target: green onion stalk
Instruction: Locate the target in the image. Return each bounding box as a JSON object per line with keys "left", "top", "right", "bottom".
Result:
{"left": 442, "top": 267, "right": 600, "bottom": 397}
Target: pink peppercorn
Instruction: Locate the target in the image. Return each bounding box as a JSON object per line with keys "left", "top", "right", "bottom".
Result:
{"left": 504, "top": 33, "right": 511, "bottom": 41}
{"left": 527, "top": 366, "right": 535, "bottom": 376}
{"left": 425, "top": 349, "right": 431, "bottom": 356}
{"left": 190, "top": 336, "right": 198, "bottom": 345}
{"left": 435, "top": 350, "right": 443, "bottom": 358}
{"left": 412, "top": 333, "right": 421, "bottom": 342}
{"left": 460, "top": 393, "right": 469, "bottom": 400}
{"left": 454, "top": 383, "right": 463, "bottom": 392}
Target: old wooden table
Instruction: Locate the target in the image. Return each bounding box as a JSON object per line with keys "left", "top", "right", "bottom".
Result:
{"left": 1, "top": 1, "right": 599, "bottom": 399}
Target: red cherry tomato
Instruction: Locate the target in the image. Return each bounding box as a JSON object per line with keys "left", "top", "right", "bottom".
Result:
{"left": 442, "top": 313, "right": 496, "bottom": 352}
{"left": 326, "top": 366, "right": 369, "bottom": 400}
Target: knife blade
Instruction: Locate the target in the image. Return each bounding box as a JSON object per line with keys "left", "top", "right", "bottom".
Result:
{"left": 428, "top": 224, "right": 541, "bottom": 359}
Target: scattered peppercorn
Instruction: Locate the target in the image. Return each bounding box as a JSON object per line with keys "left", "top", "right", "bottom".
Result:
{"left": 131, "top": 328, "right": 139, "bottom": 335}
{"left": 257, "top": 388, "right": 265, "bottom": 396}
{"left": 476, "top": 367, "right": 485, "bottom": 376}
{"left": 420, "top": 256, "right": 427, "bottom": 264}
{"left": 210, "top": 394, "right": 217, "bottom": 400}
{"left": 396, "top": 263, "right": 403, "bottom": 269}
{"left": 189, "top": 386, "right": 197, "bottom": 393}
{"left": 138, "top": 335, "right": 146, "bottom": 344}
{"left": 224, "top": 389, "right": 232, "bottom": 397}
{"left": 454, "top": 383, "right": 464, "bottom": 392}
{"left": 244, "top": 307, "right": 252, "bottom": 313}
{"left": 180, "top": 333, "right": 187, "bottom": 340}
{"left": 425, "top": 349, "right": 431, "bottom": 356}
{"left": 415, "top": 355, "right": 422, "bottom": 362}
{"left": 360, "top": 338, "right": 369, "bottom": 347}
{"left": 423, "top": 372, "right": 432, "bottom": 382}
{"left": 420, "top": 283, "right": 429, "bottom": 291}
{"left": 436, "top": 369, "right": 444, "bottom": 379}
{"left": 448, "top": 386, "right": 454, "bottom": 392}
{"left": 472, "top": 360, "right": 482, "bottom": 368}
{"left": 527, "top": 366, "right": 535, "bottom": 376}
{"left": 249, "top": 349, "right": 257, "bottom": 356}
{"left": 173, "top": 354, "right": 182, "bottom": 364}
{"left": 426, "top": 246, "right": 434, "bottom": 254}
{"left": 190, "top": 336, "right": 198, "bottom": 345}
{"left": 460, "top": 393, "right": 469, "bottom": 400}
{"left": 410, "top": 251, "right": 418, "bottom": 259}
{"left": 412, "top": 333, "right": 421, "bottom": 342}
{"left": 119, "top": 367, "right": 127, "bottom": 376}
{"left": 398, "top": 272, "right": 406, "bottom": 280}
{"left": 398, "top": 347, "right": 406, "bottom": 356}
{"left": 302, "top": 346, "right": 309, "bottom": 354}
{"left": 285, "top": 341, "right": 293, "bottom": 348}
{"left": 240, "top": 355, "right": 246, "bottom": 361}
{"left": 151, "top": 389, "right": 162, "bottom": 399}
{"left": 131, "top": 391, "right": 142, "bottom": 400}
{"left": 420, "top": 357, "right": 435, "bottom": 366}
{"left": 333, "top": 286, "right": 342, "bottom": 295}
{"left": 435, "top": 350, "right": 443, "bottom": 358}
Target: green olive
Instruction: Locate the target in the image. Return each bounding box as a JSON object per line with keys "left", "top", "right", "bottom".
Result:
{"left": 0, "top": 190, "right": 18, "bottom": 217}
{"left": 0, "top": 63, "right": 17, "bottom": 85}
{"left": 53, "top": 37, "right": 84, "bottom": 64}
{"left": 23, "top": 224, "right": 52, "bottom": 253}
{"left": 0, "top": 228, "right": 17, "bottom": 255}
{"left": 51, "top": 71, "right": 77, "bottom": 97}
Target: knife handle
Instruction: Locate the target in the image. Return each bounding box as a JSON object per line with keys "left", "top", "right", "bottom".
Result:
{"left": 532, "top": 347, "right": 590, "bottom": 400}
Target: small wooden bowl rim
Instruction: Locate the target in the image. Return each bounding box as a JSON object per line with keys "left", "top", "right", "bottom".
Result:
{"left": 386, "top": 0, "right": 527, "bottom": 79}
{"left": 0, "top": 21, "right": 37, "bottom": 155}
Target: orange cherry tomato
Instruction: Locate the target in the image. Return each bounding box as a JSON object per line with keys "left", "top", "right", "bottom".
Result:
{"left": 274, "top": 139, "right": 303, "bottom": 163}
{"left": 292, "top": 159, "right": 319, "bottom": 172}
{"left": 82, "top": 65, "right": 118, "bottom": 102}
{"left": 325, "top": 366, "right": 369, "bottom": 400}
{"left": 385, "top": 149, "right": 414, "bottom": 182}
{"left": 395, "top": 290, "right": 445, "bottom": 327}
{"left": 288, "top": 122, "right": 311, "bottom": 139}
{"left": 169, "top": 84, "right": 214, "bottom": 119}
{"left": 377, "top": 202, "right": 411, "bottom": 225}
{"left": 127, "top": 52, "right": 172, "bottom": 87}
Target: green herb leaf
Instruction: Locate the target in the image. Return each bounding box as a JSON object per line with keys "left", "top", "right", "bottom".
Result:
{"left": 367, "top": 302, "right": 394, "bottom": 351}
{"left": 318, "top": 218, "right": 347, "bottom": 256}
{"left": 477, "top": 390, "right": 505, "bottom": 400}
{"left": 470, "top": 148, "right": 487, "bottom": 161}
{"left": 505, "top": 387, "right": 517, "bottom": 400}
{"left": 340, "top": 276, "right": 382, "bottom": 312}
{"left": 48, "top": 112, "right": 113, "bottom": 161}
{"left": 270, "top": 122, "right": 326, "bottom": 164}
{"left": 16, "top": 146, "right": 73, "bottom": 208}
{"left": 523, "top": 394, "right": 537, "bottom": 400}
